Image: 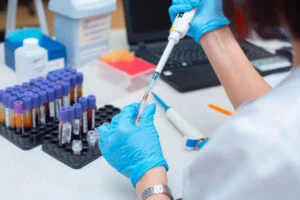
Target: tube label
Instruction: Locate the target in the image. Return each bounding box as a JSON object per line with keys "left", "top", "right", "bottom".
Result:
{"left": 62, "top": 122, "right": 72, "bottom": 144}
{"left": 5, "top": 108, "right": 10, "bottom": 127}
{"left": 39, "top": 105, "right": 46, "bottom": 125}
{"left": 74, "top": 87, "right": 78, "bottom": 104}
{"left": 63, "top": 95, "right": 70, "bottom": 107}
{"left": 32, "top": 108, "right": 36, "bottom": 128}
{"left": 92, "top": 109, "right": 95, "bottom": 129}
{"left": 49, "top": 102, "right": 55, "bottom": 118}
{"left": 55, "top": 99, "right": 62, "bottom": 119}
{"left": 73, "top": 119, "right": 81, "bottom": 135}
{"left": 83, "top": 111, "right": 88, "bottom": 133}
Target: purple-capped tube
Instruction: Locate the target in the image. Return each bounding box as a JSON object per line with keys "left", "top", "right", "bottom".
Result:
{"left": 38, "top": 91, "right": 47, "bottom": 125}
{"left": 78, "top": 97, "right": 88, "bottom": 136}
{"left": 13, "top": 85, "right": 22, "bottom": 91}
{"left": 14, "top": 100, "right": 24, "bottom": 134}
{"left": 70, "top": 74, "right": 77, "bottom": 104}
{"left": 67, "top": 106, "right": 75, "bottom": 144}
{"left": 47, "top": 87, "right": 55, "bottom": 120}
{"left": 3, "top": 92, "right": 11, "bottom": 127}
{"left": 8, "top": 96, "right": 17, "bottom": 129}
{"left": 87, "top": 95, "right": 96, "bottom": 130}
{"left": 31, "top": 93, "right": 40, "bottom": 128}
{"left": 54, "top": 85, "right": 63, "bottom": 120}
{"left": 0, "top": 90, "right": 4, "bottom": 125}
{"left": 62, "top": 82, "right": 70, "bottom": 107}
{"left": 11, "top": 90, "right": 19, "bottom": 96}
{"left": 22, "top": 96, "right": 33, "bottom": 130}
{"left": 72, "top": 104, "right": 82, "bottom": 140}
{"left": 22, "top": 82, "right": 30, "bottom": 89}
{"left": 76, "top": 72, "right": 83, "bottom": 100}
{"left": 58, "top": 107, "right": 72, "bottom": 147}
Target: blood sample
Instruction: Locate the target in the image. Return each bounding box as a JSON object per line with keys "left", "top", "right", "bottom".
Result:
{"left": 46, "top": 87, "right": 55, "bottom": 121}
{"left": 70, "top": 74, "right": 77, "bottom": 104}
{"left": 78, "top": 97, "right": 88, "bottom": 136}
{"left": 67, "top": 106, "right": 75, "bottom": 144}
{"left": 62, "top": 82, "right": 70, "bottom": 107}
{"left": 54, "top": 84, "right": 63, "bottom": 120}
{"left": 22, "top": 96, "right": 32, "bottom": 131}
{"left": 14, "top": 100, "right": 24, "bottom": 135}
{"left": 76, "top": 72, "right": 83, "bottom": 100}
{"left": 8, "top": 96, "right": 17, "bottom": 129}
{"left": 87, "top": 95, "right": 96, "bottom": 130}
{"left": 72, "top": 103, "right": 82, "bottom": 140}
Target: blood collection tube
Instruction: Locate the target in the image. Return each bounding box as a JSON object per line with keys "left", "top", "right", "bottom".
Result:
{"left": 22, "top": 96, "right": 32, "bottom": 131}
{"left": 11, "top": 89, "right": 19, "bottom": 96}
{"left": 58, "top": 107, "right": 72, "bottom": 147}
{"left": 14, "top": 100, "right": 24, "bottom": 135}
{"left": 46, "top": 87, "right": 55, "bottom": 121}
{"left": 62, "top": 82, "right": 70, "bottom": 107}
{"left": 38, "top": 91, "right": 47, "bottom": 125}
{"left": 70, "top": 74, "right": 77, "bottom": 104}
{"left": 78, "top": 97, "right": 88, "bottom": 136}
{"left": 31, "top": 93, "right": 40, "bottom": 129}
{"left": 87, "top": 95, "right": 96, "bottom": 130}
{"left": 72, "top": 103, "right": 82, "bottom": 140}
{"left": 9, "top": 96, "right": 17, "bottom": 129}
{"left": 76, "top": 72, "right": 83, "bottom": 99}
{"left": 54, "top": 84, "right": 63, "bottom": 119}
{"left": 22, "top": 82, "right": 30, "bottom": 89}
{"left": 13, "top": 85, "right": 22, "bottom": 91}
{"left": 68, "top": 106, "right": 75, "bottom": 143}
{"left": 5, "top": 87, "right": 13, "bottom": 93}
{"left": 0, "top": 90, "right": 4, "bottom": 125}
{"left": 3, "top": 92, "right": 10, "bottom": 127}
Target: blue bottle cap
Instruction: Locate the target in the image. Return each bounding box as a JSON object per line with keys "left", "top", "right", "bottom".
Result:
{"left": 22, "top": 82, "right": 29, "bottom": 88}
{"left": 31, "top": 93, "right": 40, "bottom": 107}
{"left": 13, "top": 85, "right": 22, "bottom": 91}
{"left": 3, "top": 92, "right": 11, "bottom": 107}
{"left": 24, "top": 91, "right": 33, "bottom": 97}
{"left": 36, "top": 76, "right": 45, "bottom": 82}
{"left": 76, "top": 72, "right": 83, "bottom": 84}
{"left": 39, "top": 91, "right": 47, "bottom": 105}
{"left": 87, "top": 95, "right": 96, "bottom": 109}
{"left": 70, "top": 75, "right": 77, "bottom": 87}
{"left": 0, "top": 90, "right": 4, "bottom": 103}
{"left": 54, "top": 85, "right": 63, "bottom": 98}
{"left": 11, "top": 90, "right": 19, "bottom": 96}
{"left": 73, "top": 103, "right": 82, "bottom": 119}
{"left": 39, "top": 84, "right": 48, "bottom": 91}
{"left": 78, "top": 97, "right": 87, "bottom": 111}
{"left": 8, "top": 96, "right": 18, "bottom": 109}
{"left": 32, "top": 88, "right": 41, "bottom": 94}
{"left": 29, "top": 79, "right": 37, "bottom": 86}
{"left": 22, "top": 96, "right": 32, "bottom": 110}
{"left": 59, "top": 107, "right": 69, "bottom": 122}
{"left": 5, "top": 87, "right": 13, "bottom": 94}
{"left": 65, "top": 67, "right": 77, "bottom": 74}
{"left": 47, "top": 87, "right": 55, "bottom": 101}
{"left": 67, "top": 106, "right": 75, "bottom": 121}
{"left": 17, "top": 92, "right": 24, "bottom": 100}
{"left": 19, "top": 87, "right": 28, "bottom": 94}
{"left": 62, "top": 82, "right": 70, "bottom": 95}
{"left": 62, "top": 76, "right": 71, "bottom": 84}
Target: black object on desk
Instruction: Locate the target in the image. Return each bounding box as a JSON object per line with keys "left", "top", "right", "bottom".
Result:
{"left": 124, "top": 0, "right": 291, "bottom": 92}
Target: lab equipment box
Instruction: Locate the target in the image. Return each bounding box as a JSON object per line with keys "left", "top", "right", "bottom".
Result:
{"left": 42, "top": 105, "right": 120, "bottom": 169}
{"left": 4, "top": 29, "right": 67, "bottom": 71}
{"left": 49, "top": 0, "right": 116, "bottom": 67}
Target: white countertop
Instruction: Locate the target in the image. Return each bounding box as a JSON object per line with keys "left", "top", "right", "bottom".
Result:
{"left": 0, "top": 29, "right": 291, "bottom": 200}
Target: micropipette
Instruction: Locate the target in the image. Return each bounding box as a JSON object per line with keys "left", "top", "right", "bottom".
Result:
{"left": 135, "top": 9, "right": 198, "bottom": 124}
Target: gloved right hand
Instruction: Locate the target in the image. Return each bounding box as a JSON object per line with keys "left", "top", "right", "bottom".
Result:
{"left": 169, "top": 0, "right": 230, "bottom": 43}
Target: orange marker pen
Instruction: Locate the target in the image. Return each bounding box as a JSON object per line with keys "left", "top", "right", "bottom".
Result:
{"left": 14, "top": 100, "right": 24, "bottom": 135}
{"left": 209, "top": 104, "right": 233, "bottom": 116}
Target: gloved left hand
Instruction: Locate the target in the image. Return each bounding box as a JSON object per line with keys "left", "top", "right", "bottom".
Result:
{"left": 98, "top": 103, "right": 168, "bottom": 188}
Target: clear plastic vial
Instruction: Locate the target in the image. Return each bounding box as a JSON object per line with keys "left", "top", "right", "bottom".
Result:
{"left": 15, "top": 38, "right": 48, "bottom": 84}
{"left": 87, "top": 95, "right": 96, "bottom": 130}
{"left": 72, "top": 140, "right": 82, "bottom": 155}
{"left": 78, "top": 97, "right": 88, "bottom": 136}
{"left": 87, "top": 130, "right": 99, "bottom": 149}
{"left": 62, "top": 82, "right": 70, "bottom": 107}
{"left": 58, "top": 107, "right": 72, "bottom": 147}
{"left": 72, "top": 103, "right": 82, "bottom": 140}
{"left": 54, "top": 85, "right": 63, "bottom": 120}
{"left": 8, "top": 96, "right": 17, "bottom": 129}
{"left": 22, "top": 96, "right": 33, "bottom": 131}
{"left": 14, "top": 100, "right": 24, "bottom": 135}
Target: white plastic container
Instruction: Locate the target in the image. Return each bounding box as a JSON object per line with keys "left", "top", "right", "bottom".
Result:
{"left": 49, "top": 0, "right": 116, "bottom": 68}
{"left": 15, "top": 38, "right": 48, "bottom": 83}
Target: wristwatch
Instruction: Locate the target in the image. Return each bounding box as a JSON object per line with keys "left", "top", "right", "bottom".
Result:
{"left": 137, "top": 184, "right": 174, "bottom": 200}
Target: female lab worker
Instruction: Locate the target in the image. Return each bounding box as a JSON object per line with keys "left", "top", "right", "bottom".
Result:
{"left": 98, "top": 0, "right": 300, "bottom": 199}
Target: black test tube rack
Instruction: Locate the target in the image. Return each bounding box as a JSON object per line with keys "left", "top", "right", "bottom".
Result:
{"left": 42, "top": 105, "right": 121, "bottom": 169}
{"left": 0, "top": 120, "right": 58, "bottom": 150}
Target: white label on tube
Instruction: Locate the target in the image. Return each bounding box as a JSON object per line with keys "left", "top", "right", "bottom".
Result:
{"left": 92, "top": 109, "right": 95, "bottom": 129}
{"left": 40, "top": 105, "right": 46, "bottom": 125}
{"left": 83, "top": 111, "right": 88, "bottom": 133}
{"left": 49, "top": 102, "right": 55, "bottom": 117}
{"left": 74, "top": 86, "right": 78, "bottom": 104}
{"left": 32, "top": 108, "right": 36, "bottom": 128}
{"left": 73, "top": 119, "right": 81, "bottom": 135}
{"left": 5, "top": 108, "right": 10, "bottom": 127}
{"left": 56, "top": 99, "right": 62, "bottom": 118}
{"left": 78, "top": 14, "right": 110, "bottom": 47}
{"left": 62, "top": 122, "right": 72, "bottom": 144}
{"left": 63, "top": 95, "right": 70, "bottom": 107}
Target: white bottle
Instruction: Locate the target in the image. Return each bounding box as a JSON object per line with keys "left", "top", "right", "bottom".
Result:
{"left": 15, "top": 38, "right": 48, "bottom": 83}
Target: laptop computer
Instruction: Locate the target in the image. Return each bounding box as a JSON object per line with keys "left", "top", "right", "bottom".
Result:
{"left": 123, "top": 0, "right": 291, "bottom": 92}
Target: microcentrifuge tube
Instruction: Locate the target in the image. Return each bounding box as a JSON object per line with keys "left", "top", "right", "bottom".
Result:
{"left": 58, "top": 107, "right": 72, "bottom": 147}
{"left": 14, "top": 100, "right": 24, "bottom": 135}
{"left": 73, "top": 103, "right": 82, "bottom": 140}
{"left": 72, "top": 140, "right": 82, "bottom": 155}
{"left": 87, "top": 130, "right": 99, "bottom": 149}
{"left": 78, "top": 97, "right": 88, "bottom": 136}
{"left": 87, "top": 95, "right": 96, "bottom": 130}
{"left": 22, "top": 96, "right": 32, "bottom": 131}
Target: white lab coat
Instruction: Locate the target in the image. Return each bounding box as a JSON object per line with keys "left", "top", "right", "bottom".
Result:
{"left": 183, "top": 67, "right": 300, "bottom": 200}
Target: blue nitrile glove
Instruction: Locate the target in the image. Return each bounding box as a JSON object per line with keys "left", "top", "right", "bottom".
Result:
{"left": 169, "top": 0, "right": 230, "bottom": 42}
{"left": 98, "top": 103, "right": 168, "bottom": 188}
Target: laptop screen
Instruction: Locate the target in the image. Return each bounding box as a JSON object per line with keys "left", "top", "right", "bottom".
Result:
{"left": 124, "top": 0, "right": 173, "bottom": 45}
